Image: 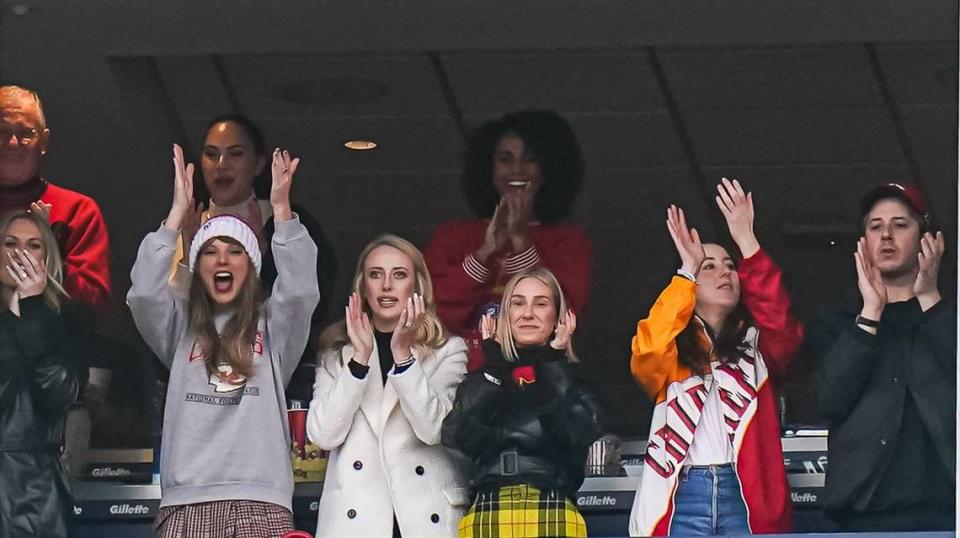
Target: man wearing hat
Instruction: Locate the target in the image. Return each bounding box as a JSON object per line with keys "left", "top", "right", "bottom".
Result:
{"left": 809, "top": 183, "right": 955, "bottom": 531}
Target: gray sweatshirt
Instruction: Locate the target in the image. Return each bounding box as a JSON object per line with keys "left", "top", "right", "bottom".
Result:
{"left": 127, "top": 217, "right": 320, "bottom": 510}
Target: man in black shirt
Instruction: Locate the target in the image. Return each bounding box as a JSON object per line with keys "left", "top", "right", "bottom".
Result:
{"left": 809, "top": 183, "right": 955, "bottom": 531}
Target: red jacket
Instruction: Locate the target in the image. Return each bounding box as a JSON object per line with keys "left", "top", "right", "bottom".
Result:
{"left": 40, "top": 183, "right": 112, "bottom": 312}
{"left": 627, "top": 249, "right": 802, "bottom": 536}
{"left": 424, "top": 219, "right": 592, "bottom": 371}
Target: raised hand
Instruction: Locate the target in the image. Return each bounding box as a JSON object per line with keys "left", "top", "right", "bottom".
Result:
{"left": 5, "top": 248, "right": 47, "bottom": 299}
{"left": 29, "top": 201, "right": 52, "bottom": 221}
{"left": 550, "top": 309, "right": 577, "bottom": 351}
{"left": 270, "top": 148, "right": 300, "bottom": 221}
{"left": 476, "top": 202, "right": 509, "bottom": 264}
{"left": 479, "top": 312, "right": 498, "bottom": 341}
{"left": 855, "top": 237, "right": 887, "bottom": 320}
{"left": 503, "top": 186, "right": 534, "bottom": 252}
{"left": 913, "top": 231, "right": 945, "bottom": 310}
{"left": 666, "top": 205, "right": 705, "bottom": 276}
{"left": 345, "top": 292, "right": 374, "bottom": 365}
{"left": 391, "top": 293, "right": 425, "bottom": 362}
{"left": 178, "top": 201, "right": 202, "bottom": 265}
{"left": 716, "top": 177, "right": 759, "bottom": 258}
{"left": 165, "top": 144, "right": 195, "bottom": 231}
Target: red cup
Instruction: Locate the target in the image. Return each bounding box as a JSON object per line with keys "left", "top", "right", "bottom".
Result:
{"left": 288, "top": 405, "right": 307, "bottom": 459}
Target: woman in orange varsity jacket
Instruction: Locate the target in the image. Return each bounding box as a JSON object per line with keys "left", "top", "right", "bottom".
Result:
{"left": 628, "top": 179, "right": 803, "bottom": 536}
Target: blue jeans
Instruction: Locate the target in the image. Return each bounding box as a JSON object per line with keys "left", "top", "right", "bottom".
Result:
{"left": 669, "top": 464, "right": 750, "bottom": 536}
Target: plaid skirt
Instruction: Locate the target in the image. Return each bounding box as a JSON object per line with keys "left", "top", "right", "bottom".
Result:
{"left": 458, "top": 484, "right": 588, "bottom": 538}
{"left": 155, "top": 500, "right": 294, "bottom": 538}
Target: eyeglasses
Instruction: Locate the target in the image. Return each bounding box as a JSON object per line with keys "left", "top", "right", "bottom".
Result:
{"left": 0, "top": 126, "right": 41, "bottom": 146}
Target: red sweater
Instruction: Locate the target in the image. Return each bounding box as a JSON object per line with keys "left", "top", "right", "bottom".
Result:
{"left": 0, "top": 178, "right": 111, "bottom": 312}
{"left": 424, "top": 219, "right": 592, "bottom": 371}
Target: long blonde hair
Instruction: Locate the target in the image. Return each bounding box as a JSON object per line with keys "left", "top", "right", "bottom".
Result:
{"left": 188, "top": 236, "right": 264, "bottom": 379}
{"left": 496, "top": 267, "right": 577, "bottom": 363}
{"left": 0, "top": 211, "right": 67, "bottom": 311}
{"left": 319, "top": 234, "right": 447, "bottom": 356}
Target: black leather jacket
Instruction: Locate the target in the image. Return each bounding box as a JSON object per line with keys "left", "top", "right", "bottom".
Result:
{"left": 441, "top": 341, "right": 604, "bottom": 499}
{"left": 0, "top": 296, "right": 79, "bottom": 538}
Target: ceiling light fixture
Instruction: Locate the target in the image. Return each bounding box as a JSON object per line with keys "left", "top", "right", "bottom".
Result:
{"left": 344, "top": 140, "right": 378, "bottom": 151}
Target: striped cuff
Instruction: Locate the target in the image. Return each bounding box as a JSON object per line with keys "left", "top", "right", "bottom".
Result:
{"left": 463, "top": 254, "right": 492, "bottom": 283}
{"left": 505, "top": 245, "right": 542, "bottom": 274}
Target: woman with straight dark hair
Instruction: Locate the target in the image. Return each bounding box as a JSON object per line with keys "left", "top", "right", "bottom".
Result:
{"left": 0, "top": 210, "right": 78, "bottom": 538}
{"left": 425, "top": 109, "right": 592, "bottom": 371}
{"left": 170, "top": 115, "right": 337, "bottom": 401}
{"left": 128, "top": 144, "right": 319, "bottom": 536}
{"left": 308, "top": 234, "right": 469, "bottom": 537}
{"left": 628, "top": 179, "right": 803, "bottom": 536}
{"left": 442, "top": 266, "right": 604, "bottom": 538}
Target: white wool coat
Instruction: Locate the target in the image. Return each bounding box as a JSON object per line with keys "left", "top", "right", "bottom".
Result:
{"left": 307, "top": 336, "right": 470, "bottom": 537}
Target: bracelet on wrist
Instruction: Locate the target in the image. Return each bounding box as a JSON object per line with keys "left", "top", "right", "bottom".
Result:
{"left": 676, "top": 268, "right": 697, "bottom": 283}
{"left": 855, "top": 314, "right": 880, "bottom": 328}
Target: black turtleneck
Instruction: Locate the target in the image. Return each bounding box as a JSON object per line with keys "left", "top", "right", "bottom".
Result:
{"left": 374, "top": 330, "right": 395, "bottom": 384}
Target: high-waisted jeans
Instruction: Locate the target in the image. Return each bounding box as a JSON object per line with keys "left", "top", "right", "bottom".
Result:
{"left": 669, "top": 464, "right": 750, "bottom": 536}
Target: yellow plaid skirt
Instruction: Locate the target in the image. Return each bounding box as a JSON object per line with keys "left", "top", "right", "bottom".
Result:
{"left": 458, "top": 484, "right": 588, "bottom": 538}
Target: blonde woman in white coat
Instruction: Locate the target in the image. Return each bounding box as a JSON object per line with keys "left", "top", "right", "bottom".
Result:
{"left": 307, "top": 234, "right": 470, "bottom": 537}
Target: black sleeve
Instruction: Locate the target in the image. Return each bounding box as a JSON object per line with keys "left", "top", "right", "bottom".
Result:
{"left": 291, "top": 203, "right": 338, "bottom": 325}
{"left": 266, "top": 204, "right": 339, "bottom": 401}
{"left": 916, "top": 300, "right": 957, "bottom": 374}
{"left": 807, "top": 308, "right": 878, "bottom": 424}
{"left": 262, "top": 204, "right": 338, "bottom": 326}
{"left": 17, "top": 297, "right": 80, "bottom": 416}
{"left": 441, "top": 344, "right": 515, "bottom": 459}
{"left": 538, "top": 360, "right": 605, "bottom": 451}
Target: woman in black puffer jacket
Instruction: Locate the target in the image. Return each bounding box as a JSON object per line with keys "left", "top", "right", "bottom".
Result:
{"left": 0, "top": 211, "right": 79, "bottom": 538}
{"left": 442, "top": 267, "right": 604, "bottom": 538}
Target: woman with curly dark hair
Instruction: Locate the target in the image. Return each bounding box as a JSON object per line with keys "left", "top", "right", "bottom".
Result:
{"left": 424, "top": 109, "right": 592, "bottom": 371}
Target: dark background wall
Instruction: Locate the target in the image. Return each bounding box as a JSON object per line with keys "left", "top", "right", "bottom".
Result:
{"left": 2, "top": 0, "right": 956, "bottom": 441}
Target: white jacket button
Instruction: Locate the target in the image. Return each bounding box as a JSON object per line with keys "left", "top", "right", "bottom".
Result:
{"left": 347, "top": 509, "right": 357, "bottom": 519}
{"left": 415, "top": 465, "right": 425, "bottom": 475}
{"left": 430, "top": 513, "right": 440, "bottom": 523}
{"left": 353, "top": 460, "right": 363, "bottom": 470}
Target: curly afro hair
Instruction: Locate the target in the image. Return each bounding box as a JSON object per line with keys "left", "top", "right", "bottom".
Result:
{"left": 461, "top": 109, "right": 584, "bottom": 224}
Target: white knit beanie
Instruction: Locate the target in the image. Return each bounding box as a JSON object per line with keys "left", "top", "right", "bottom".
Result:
{"left": 188, "top": 214, "right": 262, "bottom": 274}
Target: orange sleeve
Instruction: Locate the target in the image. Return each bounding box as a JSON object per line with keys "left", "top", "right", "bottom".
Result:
{"left": 630, "top": 276, "right": 696, "bottom": 402}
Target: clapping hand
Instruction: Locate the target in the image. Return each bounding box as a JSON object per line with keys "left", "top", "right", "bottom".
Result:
{"left": 345, "top": 292, "right": 374, "bottom": 365}
{"left": 854, "top": 237, "right": 887, "bottom": 320}
{"left": 503, "top": 186, "right": 534, "bottom": 252}
{"left": 476, "top": 187, "right": 535, "bottom": 263}
{"left": 479, "top": 312, "right": 498, "bottom": 341}
{"left": 270, "top": 148, "right": 299, "bottom": 221}
{"left": 165, "top": 144, "right": 195, "bottom": 231}
{"left": 391, "top": 293, "right": 425, "bottom": 363}
{"left": 716, "top": 178, "right": 760, "bottom": 258}
{"left": 29, "top": 201, "right": 52, "bottom": 221}
{"left": 913, "top": 231, "right": 945, "bottom": 310}
{"left": 550, "top": 309, "right": 577, "bottom": 351}
{"left": 477, "top": 203, "right": 509, "bottom": 264}
{"left": 666, "top": 205, "right": 705, "bottom": 277}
